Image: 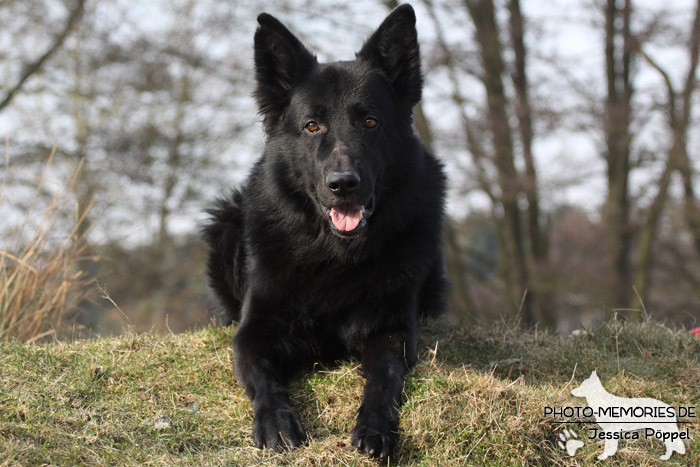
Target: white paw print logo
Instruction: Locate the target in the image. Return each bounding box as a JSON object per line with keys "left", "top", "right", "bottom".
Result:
{"left": 558, "top": 429, "right": 584, "bottom": 457}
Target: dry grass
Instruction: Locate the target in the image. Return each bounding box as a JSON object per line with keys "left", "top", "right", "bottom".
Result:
{"left": 0, "top": 144, "right": 95, "bottom": 342}
{"left": 0, "top": 319, "right": 698, "bottom": 465}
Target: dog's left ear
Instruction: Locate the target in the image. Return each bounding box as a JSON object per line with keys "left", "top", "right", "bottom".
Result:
{"left": 357, "top": 4, "right": 422, "bottom": 107}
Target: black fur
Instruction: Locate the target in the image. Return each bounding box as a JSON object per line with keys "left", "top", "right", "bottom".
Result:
{"left": 202, "top": 4, "right": 448, "bottom": 459}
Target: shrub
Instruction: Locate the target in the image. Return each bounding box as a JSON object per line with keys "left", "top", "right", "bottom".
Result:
{"left": 0, "top": 147, "right": 95, "bottom": 342}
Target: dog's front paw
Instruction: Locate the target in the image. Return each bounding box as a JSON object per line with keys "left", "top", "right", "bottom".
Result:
{"left": 351, "top": 404, "right": 399, "bottom": 459}
{"left": 253, "top": 403, "right": 306, "bottom": 451}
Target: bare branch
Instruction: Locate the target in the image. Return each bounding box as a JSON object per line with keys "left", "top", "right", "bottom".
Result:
{"left": 0, "top": 0, "right": 86, "bottom": 112}
{"left": 421, "top": 0, "right": 495, "bottom": 199}
{"left": 636, "top": 47, "right": 677, "bottom": 126}
{"left": 680, "top": 0, "right": 700, "bottom": 128}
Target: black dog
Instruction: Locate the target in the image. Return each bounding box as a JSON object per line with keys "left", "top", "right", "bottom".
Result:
{"left": 203, "top": 4, "right": 447, "bottom": 459}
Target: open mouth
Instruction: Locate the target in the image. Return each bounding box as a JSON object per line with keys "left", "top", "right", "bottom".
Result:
{"left": 325, "top": 195, "right": 375, "bottom": 237}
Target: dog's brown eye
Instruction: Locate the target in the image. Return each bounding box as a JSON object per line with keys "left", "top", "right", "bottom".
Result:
{"left": 364, "top": 118, "right": 378, "bottom": 129}
{"left": 305, "top": 121, "right": 320, "bottom": 133}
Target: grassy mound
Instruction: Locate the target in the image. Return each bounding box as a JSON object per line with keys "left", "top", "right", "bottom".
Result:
{"left": 1, "top": 319, "right": 698, "bottom": 465}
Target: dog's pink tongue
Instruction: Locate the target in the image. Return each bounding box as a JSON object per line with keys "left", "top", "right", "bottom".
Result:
{"left": 330, "top": 204, "right": 362, "bottom": 231}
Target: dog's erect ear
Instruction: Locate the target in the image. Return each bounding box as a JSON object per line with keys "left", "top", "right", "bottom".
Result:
{"left": 254, "top": 13, "right": 316, "bottom": 124}
{"left": 357, "top": 4, "right": 422, "bottom": 107}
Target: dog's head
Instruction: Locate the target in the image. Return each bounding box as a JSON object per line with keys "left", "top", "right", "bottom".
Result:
{"left": 571, "top": 370, "right": 603, "bottom": 398}
{"left": 253, "top": 5, "right": 422, "bottom": 238}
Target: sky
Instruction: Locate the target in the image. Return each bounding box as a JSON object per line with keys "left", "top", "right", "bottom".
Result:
{"left": 2, "top": 0, "right": 699, "bottom": 243}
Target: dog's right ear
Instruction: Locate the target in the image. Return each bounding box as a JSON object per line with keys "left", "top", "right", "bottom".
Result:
{"left": 254, "top": 14, "right": 317, "bottom": 127}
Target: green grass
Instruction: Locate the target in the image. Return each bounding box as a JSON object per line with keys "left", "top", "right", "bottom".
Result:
{"left": 1, "top": 318, "right": 698, "bottom": 466}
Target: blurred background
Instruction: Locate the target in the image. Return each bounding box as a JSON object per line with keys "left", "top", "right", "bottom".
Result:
{"left": 1, "top": 0, "right": 699, "bottom": 340}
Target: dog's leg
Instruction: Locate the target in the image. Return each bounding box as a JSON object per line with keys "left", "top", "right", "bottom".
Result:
{"left": 417, "top": 253, "right": 449, "bottom": 318}
{"left": 202, "top": 191, "right": 246, "bottom": 325}
{"left": 661, "top": 430, "right": 685, "bottom": 460}
{"left": 661, "top": 442, "right": 673, "bottom": 461}
{"left": 673, "top": 437, "right": 686, "bottom": 456}
{"left": 352, "top": 325, "right": 417, "bottom": 459}
{"left": 598, "top": 437, "right": 618, "bottom": 460}
{"left": 233, "top": 316, "right": 307, "bottom": 451}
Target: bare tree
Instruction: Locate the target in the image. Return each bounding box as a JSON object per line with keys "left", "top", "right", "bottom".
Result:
{"left": 632, "top": 0, "right": 700, "bottom": 305}
{"left": 416, "top": 0, "right": 555, "bottom": 326}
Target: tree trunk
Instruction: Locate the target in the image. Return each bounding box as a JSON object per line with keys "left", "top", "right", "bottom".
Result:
{"left": 507, "top": 0, "right": 552, "bottom": 326}
{"left": 466, "top": 0, "right": 534, "bottom": 324}
{"left": 632, "top": 161, "right": 672, "bottom": 307}
{"left": 604, "top": 0, "right": 634, "bottom": 313}
{"left": 679, "top": 1, "right": 700, "bottom": 258}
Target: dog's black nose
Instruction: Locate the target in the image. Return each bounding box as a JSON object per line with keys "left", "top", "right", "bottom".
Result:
{"left": 326, "top": 170, "right": 360, "bottom": 196}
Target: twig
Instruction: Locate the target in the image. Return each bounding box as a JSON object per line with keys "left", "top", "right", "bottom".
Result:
{"left": 97, "top": 282, "right": 130, "bottom": 323}
{"left": 558, "top": 363, "right": 578, "bottom": 395}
